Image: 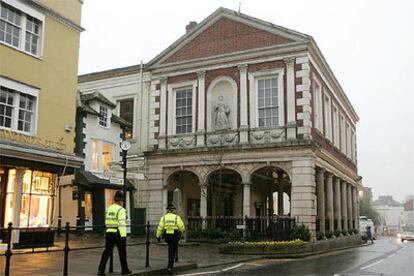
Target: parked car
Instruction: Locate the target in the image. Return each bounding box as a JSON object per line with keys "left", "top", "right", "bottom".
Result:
{"left": 400, "top": 231, "right": 414, "bottom": 242}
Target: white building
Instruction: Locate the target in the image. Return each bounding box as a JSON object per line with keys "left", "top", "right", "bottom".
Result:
{"left": 374, "top": 196, "right": 404, "bottom": 235}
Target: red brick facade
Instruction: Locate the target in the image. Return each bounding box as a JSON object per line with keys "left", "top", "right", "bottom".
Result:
{"left": 163, "top": 17, "right": 293, "bottom": 64}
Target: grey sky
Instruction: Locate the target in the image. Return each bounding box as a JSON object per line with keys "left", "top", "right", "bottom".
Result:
{"left": 78, "top": 0, "right": 414, "bottom": 202}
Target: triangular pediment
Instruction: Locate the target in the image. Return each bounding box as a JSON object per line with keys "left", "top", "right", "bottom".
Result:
{"left": 148, "top": 8, "right": 310, "bottom": 66}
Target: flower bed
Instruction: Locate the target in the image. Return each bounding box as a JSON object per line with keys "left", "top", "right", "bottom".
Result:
{"left": 219, "top": 239, "right": 309, "bottom": 255}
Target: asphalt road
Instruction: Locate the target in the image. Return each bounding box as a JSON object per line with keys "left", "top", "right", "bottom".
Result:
{"left": 178, "top": 237, "right": 414, "bottom": 276}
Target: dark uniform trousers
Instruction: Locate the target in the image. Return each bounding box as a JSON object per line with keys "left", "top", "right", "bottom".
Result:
{"left": 164, "top": 231, "right": 180, "bottom": 269}
{"left": 98, "top": 232, "right": 129, "bottom": 273}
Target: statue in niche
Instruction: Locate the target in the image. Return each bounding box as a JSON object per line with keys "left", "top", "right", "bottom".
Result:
{"left": 214, "top": 95, "right": 230, "bottom": 130}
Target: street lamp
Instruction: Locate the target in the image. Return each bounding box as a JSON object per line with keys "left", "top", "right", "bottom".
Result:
{"left": 120, "top": 140, "right": 131, "bottom": 208}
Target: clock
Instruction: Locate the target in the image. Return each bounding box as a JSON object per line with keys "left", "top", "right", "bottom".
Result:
{"left": 120, "top": 140, "right": 131, "bottom": 151}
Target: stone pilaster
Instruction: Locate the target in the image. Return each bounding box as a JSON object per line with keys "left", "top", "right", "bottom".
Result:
{"left": 334, "top": 177, "right": 342, "bottom": 231}
{"left": 316, "top": 168, "right": 326, "bottom": 236}
{"left": 285, "top": 57, "right": 296, "bottom": 140}
{"left": 347, "top": 184, "right": 353, "bottom": 230}
{"left": 238, "top": 64, "right": 249, "bottom": 144}
{"left": 158, "top": 77, "right": 168, "bottom": 149}
{"left": 326, "top": 173, "right": 334, "bottom": 233}
{"left": 352, "top": 186, "right": 358, "bottom": 230}
{"left": 196, "top": 71, "right": 206, "bottom": 146}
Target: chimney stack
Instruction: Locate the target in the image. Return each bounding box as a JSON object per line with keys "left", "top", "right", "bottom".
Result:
{"left": 186, "top": 21, "right": 198, "bottom": 33}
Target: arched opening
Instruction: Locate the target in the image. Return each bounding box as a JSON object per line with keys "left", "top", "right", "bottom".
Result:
{"left": 250, "top": 166, "right": 291, "bottom": 218}
{"left": 166, "top": 170, "right": 200, "bottom": 218}
{"left": 206, "top": 168, "right": 242, "bottom": 217}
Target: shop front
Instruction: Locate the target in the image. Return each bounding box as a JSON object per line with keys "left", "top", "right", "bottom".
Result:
{"left": 0, "top": 139, "right": 83, "bottom": 247}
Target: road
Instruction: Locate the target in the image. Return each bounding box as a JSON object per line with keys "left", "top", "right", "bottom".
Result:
{"left": 178, "top": 237, "right": 414, "bottom": 276}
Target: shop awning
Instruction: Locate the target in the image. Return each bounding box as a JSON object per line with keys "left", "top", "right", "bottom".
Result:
{"left": 76, "top": 171, "right": 136, "bottom": 190}
{"left": 0, "top": 140, "right": 84, "bottom": 173}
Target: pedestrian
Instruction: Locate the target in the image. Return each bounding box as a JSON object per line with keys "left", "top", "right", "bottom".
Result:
{"left": 97, "top": 191, "right": 132, "bottom": 275}
{"left": 366, "top": 225, "right": 374, "bottom": 244}
{"left": 156, "top": 204, "right": 185, "bottom": 275}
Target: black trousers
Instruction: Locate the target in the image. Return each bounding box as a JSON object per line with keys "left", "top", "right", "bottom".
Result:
{"left": 98, "top": 232, "right": 129, "bottom": 273}
{"left": 164, "top": 234, "right": 180, "bottom": 269}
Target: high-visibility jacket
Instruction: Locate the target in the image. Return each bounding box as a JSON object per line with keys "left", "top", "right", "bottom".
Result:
{"left": 156, "top": 212, "right": 185, "bottom": 238}
{"left": 105, "top": 203, "right": 127, "bottom": 238}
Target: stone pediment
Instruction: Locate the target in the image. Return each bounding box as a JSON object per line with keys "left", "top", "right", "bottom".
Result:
{"left": 148, "top": 8, "right": 309, "bottom": 67}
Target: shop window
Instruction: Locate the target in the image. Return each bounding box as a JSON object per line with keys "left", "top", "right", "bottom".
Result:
{"left": 119, "top": 99, "right": 134, "bottom": 139}
{"left": 102, "top": 143, "right": 113, "bottom": 171}
{"left": 4, "top": 169, "right": 57, "bottom": 228}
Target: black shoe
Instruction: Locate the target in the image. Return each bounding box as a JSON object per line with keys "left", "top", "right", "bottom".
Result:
{"left": 121, "top": 270, "right": 132, "bottom": 275}
{"left": 97, "top": 272, "right": 105, "bottom": 276}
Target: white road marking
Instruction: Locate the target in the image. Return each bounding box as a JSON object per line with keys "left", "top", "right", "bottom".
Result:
{"left": 221, "top": 263, "right": 245, "bottom": 272}
{"left": 180, "top": 270, "right": 221, "bottom": 276}
{"left": 245, "top": 262, "right": 263, "bottom": 267}
{"left": 387, "top": 253, "right": 395, "bottom": 259}
{"left": 361, "top": 259, "right": 385, "bottom": 270}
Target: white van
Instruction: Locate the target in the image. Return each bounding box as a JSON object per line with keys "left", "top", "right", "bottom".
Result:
{"left": 359, "top": 216, "right": 375, "bottom": 240}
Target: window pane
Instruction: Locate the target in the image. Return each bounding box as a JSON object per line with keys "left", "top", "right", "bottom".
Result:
{"left": 102, "top": 143, "right": 113, "bottom": 171}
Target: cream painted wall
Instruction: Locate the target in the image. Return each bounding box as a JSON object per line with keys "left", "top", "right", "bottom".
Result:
{"left": 0, "top": 5, "right": 81, "bottom": 154}
{"left": 37, "top": 0, "right": 82, "bottom": 25}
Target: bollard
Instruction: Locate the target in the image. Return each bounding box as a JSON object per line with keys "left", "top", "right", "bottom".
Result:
{"left": 145, "top": 222, "right": 150, "bottom": 267}
{"left": 63, "top": 222, "right": 70, "bottom": 276}
{"left": 4, "top": 222, "right": 12, "bottom": 276}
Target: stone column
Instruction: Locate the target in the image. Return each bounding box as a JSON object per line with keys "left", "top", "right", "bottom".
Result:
{"left": 238, "top": 64, "right": 249, "bottom": 143}
{"left": 200, "top": 184, "right": 207, "bottom": 218}
{"left": 162, "top": 188, "right": 168, "bottom": 212}
{"left": 278, "top": 183, "right": 284, "bottom": 215}
{"left": 242, "top": 183, "right": 251, "bottom": 218}
{"left": 341, "top": 181, "right": 348, "bottom": 232}
{"left": 326, "top": 173, "right": 334, "bottom": 233}
{"left": 284, "top": 57, "right": 297, "bottom": 140}
{"left": 290, "top": 158, "right": 317, "bottom": 240}
{"left": 316, "top": 168, "right": 326, "bottom": 236}
{"left": 347, "top": 184, "right": 353, "bottom": 230}
{"left": 352, "top": 186, "right": 358, "bottom": 230}
{"left": 334, "top": 177, "right": 342, "bottom": 231}
{"left": 158, "top": 77, "right": 168, "bottom": 149}
{"left": 196, "top": 71, "right": 206, "bottom": 146}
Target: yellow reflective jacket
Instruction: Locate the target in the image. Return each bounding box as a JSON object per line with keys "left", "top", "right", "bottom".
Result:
{"left": 105, "top": 203, "right": 127, "bottom": 238}
{"left": 156, "top": 212, "right": 185, "bottom": 238}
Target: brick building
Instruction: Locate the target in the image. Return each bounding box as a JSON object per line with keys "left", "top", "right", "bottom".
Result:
{"left": 143, "top": 8, "right": 361, "bottom": 239}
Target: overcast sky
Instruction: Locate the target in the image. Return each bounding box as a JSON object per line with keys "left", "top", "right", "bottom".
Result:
{"left": 78, "top": 0, "right": 414, "bottom": 202}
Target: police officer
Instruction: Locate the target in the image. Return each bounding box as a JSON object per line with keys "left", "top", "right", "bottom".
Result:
{"left": 156, "top": 204, "right": 185, "bottom": 275}
{"left": 97, "top": 191, "right": 132, "bottom": 275}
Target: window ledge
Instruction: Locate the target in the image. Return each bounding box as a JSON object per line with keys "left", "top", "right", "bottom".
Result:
{"left": 0, "top": 41, "right": 43, "bottom": 60}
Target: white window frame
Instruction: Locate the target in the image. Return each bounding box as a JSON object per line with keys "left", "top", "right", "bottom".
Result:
{"left": 0, "top": 0, "right": 45, "bottom": 58}
{"left": 90, "top": 139, "right": 115, "bottom": 173}
{"left": 333, "top": 104, "right": 340, "bottom": 148}
{"left": 98, "top": 105, "right": 109, "bottom": 128}
{"left": 167, "top": 81, "right": 197, "bottom": 136}
{"left": 0, "top": 76, "right": 39, "bottom": 135}
{"left": 174, "top": 86, "right": 193, "bottom": 134}
{"left": 248, "top": 68, "right": 285, "bottom": 128}
{"left": 313, "top": 78, "right": 323, "bottom": 132}
{"left": 323, "top": 91, "right": 332, "bottom": 141}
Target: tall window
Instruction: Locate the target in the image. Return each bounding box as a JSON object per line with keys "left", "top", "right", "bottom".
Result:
{"left": 175, "top": 88, "right": 192, "bottom": 134}
{"left": 119, "top": 99, "right": 134, "bottom": 139}
{"left": 324, "top": 94, "right": 332, "bottom": 140}
{"left": 340, "top": 115, "right": 346, "bottom": 154}
{"left": 92, "top": 140, "right": 99, "bottom": 171}
{"left": 0, "top": 2, "right": 43, "bottom": 56}
{"left": 25, "top": 15, "right": 40, "bottom": 55}
{"left": 91, "top": 140, "right": 114, "bottom": 172}
{"left": 258, "top": 77, "right": 278, "bottom": 127}
{"left": 0, "top": 85, "right": 36, "bottom": 134}
{"left": 98, "top": 105, "right": 108, "bottom": 127}
{"left": 333, "top": 106, "right": 340, "bottom": 148}
{"left": 346, "top": 122, "right": 351, "bottom": 158}
{"left": 313, "top": 81, "right": 323, "bottom": 132}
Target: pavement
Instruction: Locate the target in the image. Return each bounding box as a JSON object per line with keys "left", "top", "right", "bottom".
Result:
{"left": 0, "top": 233, "right": 259, "bottom": 275}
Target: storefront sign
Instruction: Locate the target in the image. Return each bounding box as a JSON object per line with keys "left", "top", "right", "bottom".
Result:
{"left": 110, "top": 177, "right": 124, "bottom": 185}
{"left": 0, "top": 129, "right": 66, "bottom": 151}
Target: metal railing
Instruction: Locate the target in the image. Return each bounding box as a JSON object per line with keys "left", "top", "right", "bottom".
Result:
{"left": 187, "top": 216, "right": 295, "bottom": 241}
{"left": 0, "top": 222, "right": 152, "bottom": 276}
